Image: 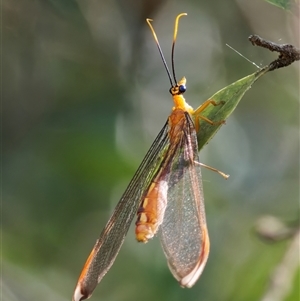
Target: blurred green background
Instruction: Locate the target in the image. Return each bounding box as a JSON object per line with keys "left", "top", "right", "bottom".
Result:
{"left": 3, "top": 0, "right": 299, "bottom": 301}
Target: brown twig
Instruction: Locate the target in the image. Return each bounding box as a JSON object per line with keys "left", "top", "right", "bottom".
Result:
{"left": 249, "top": 35, "right": 300, "bottom": 71}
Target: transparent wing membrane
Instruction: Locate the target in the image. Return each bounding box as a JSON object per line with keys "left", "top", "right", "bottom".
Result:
{"left": 74, "top": 122, "right": 171, "bottom": 301}
{"left": 159, "top": 113, "right": 209, "bottom": 287}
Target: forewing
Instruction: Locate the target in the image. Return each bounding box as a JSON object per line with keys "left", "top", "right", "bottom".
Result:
{"left": 159, "top": 113, "right": 210, "bottom": 288}
{"left": 74, "top": 122, "right": 170, "bottom": 301}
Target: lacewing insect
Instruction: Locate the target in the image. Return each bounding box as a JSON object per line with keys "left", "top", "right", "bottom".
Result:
{"left": 73, "top": 13, "right": 228, "bottom": 301}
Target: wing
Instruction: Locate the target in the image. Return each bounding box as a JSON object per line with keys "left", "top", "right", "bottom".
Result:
{"left": 159, "top": 112, "right": 210, "bottom": 288}
{"left": 73, "top": 121, "right": 170, "bottom": 301}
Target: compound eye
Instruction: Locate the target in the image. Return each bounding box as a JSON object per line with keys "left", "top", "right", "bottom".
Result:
{"left": 179, "top": 84, "right": 186, "bottom": 93}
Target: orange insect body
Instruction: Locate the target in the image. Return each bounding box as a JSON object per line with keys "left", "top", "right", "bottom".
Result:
{"left": 135, "top": 178, "right": 168, "bottom": 242}
{"left": 72, "top": 14, "right": 221, "bottom": 301}
{"left": 135, "top": 78, "right": 195, "bottom": 243}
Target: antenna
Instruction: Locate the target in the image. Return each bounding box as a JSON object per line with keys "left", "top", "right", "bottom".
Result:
{"left": 147, "top": 18, "right": 174, "bottom": 87}
{"left": 147, "top": 13, "right": 187, "bottom": 87}
{"left": 171, "top": 13, "right": 187, "bottom": 84}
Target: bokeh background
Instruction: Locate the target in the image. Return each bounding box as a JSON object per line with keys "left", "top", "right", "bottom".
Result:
{"left": 3, "top": 1, "right": 299, "bottom": 301}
